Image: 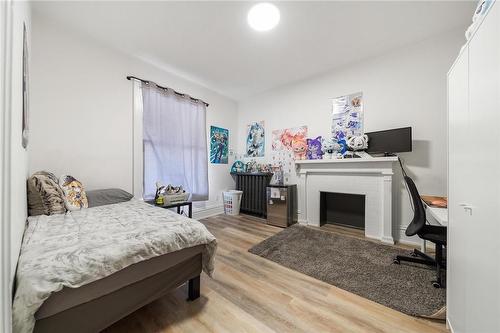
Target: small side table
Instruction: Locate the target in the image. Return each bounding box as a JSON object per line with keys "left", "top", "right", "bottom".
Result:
{"left": 147, "top": 200, "right": 193, "bottom": 218}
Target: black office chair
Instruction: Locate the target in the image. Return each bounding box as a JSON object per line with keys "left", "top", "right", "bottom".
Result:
{"left": 393, "top": 175, "right": 447, "bottom": 288}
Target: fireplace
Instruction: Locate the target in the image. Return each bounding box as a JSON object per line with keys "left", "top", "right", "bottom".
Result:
{"left": 320, "top": 192, "right": 366, "bottom": 229}
{"left": 295, "top": 156, "right": 397, "bottom": 244}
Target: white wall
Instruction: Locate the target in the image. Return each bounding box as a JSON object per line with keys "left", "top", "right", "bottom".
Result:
{"left": 30, "top": 15, "right": 238, "bottom": 208}
{"left": 237, "top": 28, "right": 464, "bottom": 243}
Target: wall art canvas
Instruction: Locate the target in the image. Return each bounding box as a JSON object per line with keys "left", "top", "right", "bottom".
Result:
{"left": 331, "top": 92, "right": 363, "bottom": 141}
{"left": 271, "top": 150, "right": 294, "bottom": 174}
{"left": 271, "top": 126, "right": 308, "bottom": 151}
{"left": 22, "top": 22, "right": 29, "bottom": 149}
{"left": 246, "top": 121, "right": 265, "bottom": 157}
{"left": 210, "top": 126, "right": 229, "bottom": 164}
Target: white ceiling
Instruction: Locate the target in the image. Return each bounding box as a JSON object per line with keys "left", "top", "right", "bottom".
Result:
{"left": 32, "top": 1, "right": 475, "bottom": 100}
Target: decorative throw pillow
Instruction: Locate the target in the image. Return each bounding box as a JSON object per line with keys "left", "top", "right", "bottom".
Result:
{"left": 86, "top": 188, "right": 133, "bottom": 208}
{"left": 27, "top": 171, "right": 66, "bottom": 216}
{"left": 59, "top": 175, "right": 89, "bottom": 211}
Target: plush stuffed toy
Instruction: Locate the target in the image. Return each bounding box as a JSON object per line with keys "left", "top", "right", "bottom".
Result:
{"left": 347, "top": 134, "right": 369, "bottom": 151}
{"left": 245, "top": 160, "right": 258, "bottom": 173}
{"left": 337, "top": 138, "right": 349, "bottom": 157}
{"left": 322, "top": 137, "right": 341, "bottom": 159}
{"left": 306, "top": 136, "right": 324, "bottom": 160}
{"left": 59, "top": 175, "right": 88, "bottom": 211}
{"left": 230, "top": 160, "right": 245, "bottom": 173}
{"left": 291, "top": 137, "right": 308, "bottom": 160}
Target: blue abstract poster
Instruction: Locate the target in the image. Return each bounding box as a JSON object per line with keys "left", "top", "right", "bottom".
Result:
{"left": 210, "top": 126, "right": 229, "bottom": 164}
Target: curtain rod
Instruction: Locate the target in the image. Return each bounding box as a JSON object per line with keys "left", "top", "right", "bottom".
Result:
{"left": 126, "top": 75, "right": 209, "bottom": 107}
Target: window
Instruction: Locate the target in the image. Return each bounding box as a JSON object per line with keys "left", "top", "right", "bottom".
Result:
{"left": 134, "top": 81, "right": 209, "bottom": 201}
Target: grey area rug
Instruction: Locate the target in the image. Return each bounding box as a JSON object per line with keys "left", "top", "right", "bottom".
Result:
{"left": 249, "top": 225, "right": 445, "bottom": 317}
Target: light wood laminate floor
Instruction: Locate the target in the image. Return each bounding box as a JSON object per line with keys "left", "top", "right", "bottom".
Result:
{"left": 105, "top": 214, "right": 447, "bottom": 333}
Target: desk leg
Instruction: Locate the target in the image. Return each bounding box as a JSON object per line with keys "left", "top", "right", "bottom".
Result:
{"left": 177, "top": 206, "right": 180, "bottom": 214}
{"left": 188, "top": 203, "right": 192, "bottom": 218}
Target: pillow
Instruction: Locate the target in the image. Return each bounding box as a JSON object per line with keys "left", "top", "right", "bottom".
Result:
{"left": 27, "top": 171, "right": 66, "bottom": 216}
{"left": 59, "top": 175, "right": 89, "bottom": 211}
{"left": 86, "top": 188, "right": 133, "bottom": 208}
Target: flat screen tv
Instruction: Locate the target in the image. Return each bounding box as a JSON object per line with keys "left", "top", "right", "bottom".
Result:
{"left": 365, "top": 127, "right": 412, "bottom": 155}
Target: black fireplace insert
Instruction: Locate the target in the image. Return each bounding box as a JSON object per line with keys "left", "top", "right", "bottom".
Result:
{"left": 320, "top": 191, "right": 366, "bottom": 229}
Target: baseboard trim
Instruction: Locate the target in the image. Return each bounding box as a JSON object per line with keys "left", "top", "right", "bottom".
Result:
{"left": 380, "top": 236, "right": 395, "bottom": 245}
{"left": 192, "top": 204, "right": 224, "bottom": 220}
{"left": 394, "top": 227, "right": 420, "bottom": 246}
{"left": 396, "top": 238, "right": 419, "bottom": 246}
{"left": 447, "top": 318, "right": 454, "bottom": 333}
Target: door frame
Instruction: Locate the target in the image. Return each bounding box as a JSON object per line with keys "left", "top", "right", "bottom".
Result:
{"left": 1, "top": 1, "right": 13, "bottom": 332}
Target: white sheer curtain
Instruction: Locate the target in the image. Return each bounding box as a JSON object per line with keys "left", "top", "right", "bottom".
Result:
{"left": 142, "top": 82, "right": 208, "bottom": 201}
{"left": 132, "top": 79, "right": 144, "bottom": 199}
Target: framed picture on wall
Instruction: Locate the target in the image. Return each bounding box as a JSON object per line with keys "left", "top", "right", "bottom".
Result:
{"left": 331, "top": 92, "right": 363, "bottom": 141}
{"left": 246, "top": 121, "right": 265, "bottom": 157}
{"left": 210, "top": 126, "right": 229, "bottom": 164}
{"left": 22, "top": 22, "right": 29, "bottom": 149}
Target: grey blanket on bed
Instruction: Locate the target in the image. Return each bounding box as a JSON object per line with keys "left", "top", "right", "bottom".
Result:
{"left": 12, "top": 199, "right": 217, "bottom": 333}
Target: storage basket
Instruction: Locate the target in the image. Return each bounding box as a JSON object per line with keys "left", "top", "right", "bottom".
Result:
{"left": 223, "top": 190, "right": 243, "bottom": 215}
{"left": 163, "top": 192, "right": 190, "bottom": 205}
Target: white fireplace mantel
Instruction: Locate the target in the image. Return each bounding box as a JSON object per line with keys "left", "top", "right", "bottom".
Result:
{"left": 295, "top": 153, "right": 398, "bottom": 244}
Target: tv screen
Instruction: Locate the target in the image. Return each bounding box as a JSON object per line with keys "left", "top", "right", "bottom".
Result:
{"left": 365, "top": 127, "right": 412, "bottom": 154}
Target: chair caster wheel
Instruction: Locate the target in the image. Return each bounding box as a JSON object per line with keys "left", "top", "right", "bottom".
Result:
{"left": 393, "top": 259, "right": 400, "bottom": 265}
{"left": 432, "top": 281, "right": 441, "bottom": 288}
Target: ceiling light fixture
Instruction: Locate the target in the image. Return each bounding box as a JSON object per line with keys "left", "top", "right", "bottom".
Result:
{"left": 247, "top": 3, "right": 280, "bottom": 32}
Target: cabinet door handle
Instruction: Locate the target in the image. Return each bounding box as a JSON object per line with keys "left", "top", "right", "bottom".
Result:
{"left": 458, "top": 203, "right": 473, "bottom": 207}
{"left": 459, "top": 203, "right": 474, "bottom": 215}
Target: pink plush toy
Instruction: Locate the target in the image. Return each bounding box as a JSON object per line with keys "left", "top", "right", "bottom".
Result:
{"left": 292, "top": 137, "right": 307, "bottom": 160}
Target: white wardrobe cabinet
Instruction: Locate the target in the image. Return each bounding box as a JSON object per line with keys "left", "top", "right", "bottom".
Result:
{"left": 447, "top": 3, "right": 499, "bottom": 332}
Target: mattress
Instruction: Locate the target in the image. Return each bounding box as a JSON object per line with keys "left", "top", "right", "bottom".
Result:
{"left": 36, "top": 245, "right": 204, "bottom": 320}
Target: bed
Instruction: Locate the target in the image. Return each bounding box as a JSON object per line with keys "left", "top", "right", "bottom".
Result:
{"left": 12, "top": 197, "right": 217, "bottom": 333}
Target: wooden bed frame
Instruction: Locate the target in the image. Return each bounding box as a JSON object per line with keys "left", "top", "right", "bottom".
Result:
{"left": 33, "top": 245, "right": 204, "bottom": 333}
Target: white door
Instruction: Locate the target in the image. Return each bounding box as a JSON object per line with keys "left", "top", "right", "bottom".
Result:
{"left": 466, "top": 3, "right": 500, "bottom": 331}
{"left": 447, "top": 46, "right": 470, "bottom": 332}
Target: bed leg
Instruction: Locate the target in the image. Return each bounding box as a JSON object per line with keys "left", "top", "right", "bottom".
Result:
{"left": 188, "top": 275, "right": 200, "bottom": 301}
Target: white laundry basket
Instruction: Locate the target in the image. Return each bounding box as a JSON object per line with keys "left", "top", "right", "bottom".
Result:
{"left": 223, "top": 190, "right": 243, "bottom": 215}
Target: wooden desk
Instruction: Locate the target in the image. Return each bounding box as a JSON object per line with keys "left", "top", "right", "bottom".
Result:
{"left": 425, "top": 204, "right": 448, "bottom": 226}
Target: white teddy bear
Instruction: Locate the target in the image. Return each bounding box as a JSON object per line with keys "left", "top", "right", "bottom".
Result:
{"left": 346, "top": 135, "right": 369, "bottom": 151}
{"left": 322, "top": 137, "right": 341, "bottom": 159}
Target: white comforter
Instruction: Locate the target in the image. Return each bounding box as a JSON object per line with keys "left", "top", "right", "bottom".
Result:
{"left": 12, "top": 199, "right": 217, "bottom": 333}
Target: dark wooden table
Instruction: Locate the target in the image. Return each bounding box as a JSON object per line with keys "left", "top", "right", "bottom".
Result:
{"left": 147, "top": 200, "right": 193, "bottom": 218}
